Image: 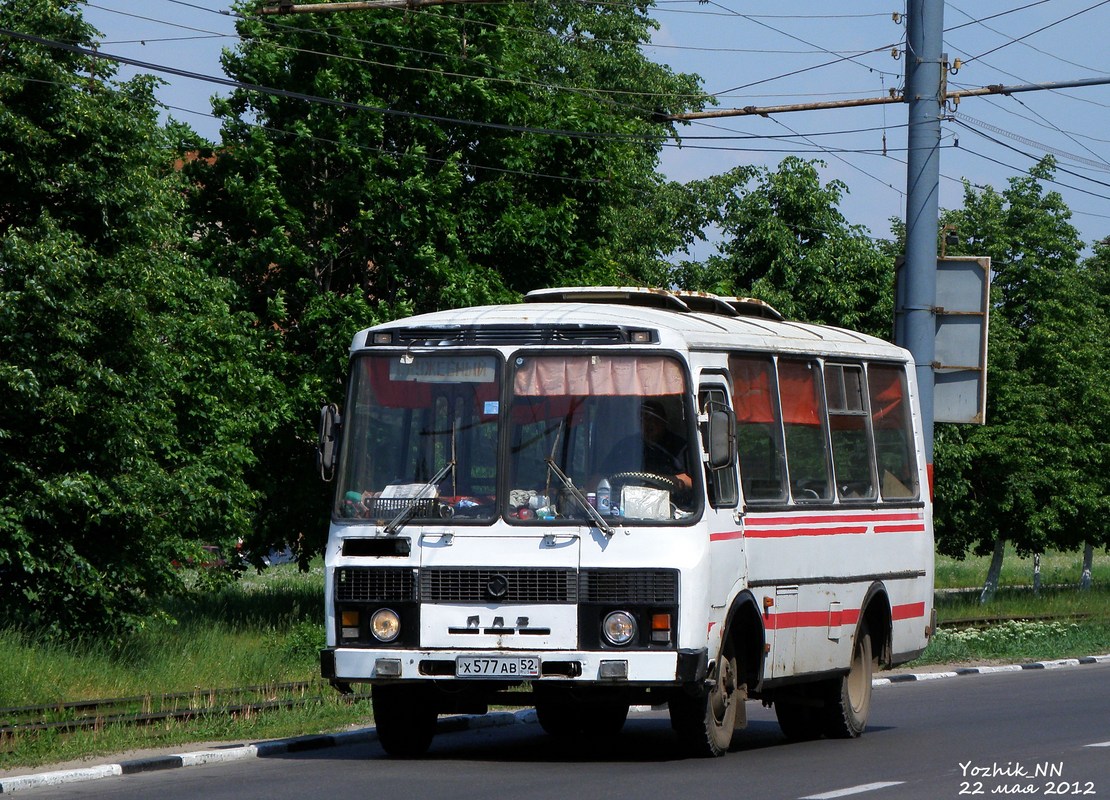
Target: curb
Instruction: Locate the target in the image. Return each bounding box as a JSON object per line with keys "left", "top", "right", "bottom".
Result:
{"left": 3, "top": 655, "right": 1108, "bottom": 793}
{"left": 0, "top": 711, "right": 525, "bottom": 794}
{"left": 872, "top": 653, "right": 1110, "bottom": 687}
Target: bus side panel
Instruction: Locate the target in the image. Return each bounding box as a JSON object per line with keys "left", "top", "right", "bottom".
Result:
{"left": 745, "top": 507, "right": 932, "bottom": 678}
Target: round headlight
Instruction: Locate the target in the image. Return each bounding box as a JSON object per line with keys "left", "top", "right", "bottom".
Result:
{"left": 602, "top": 610, "right": 637, "bottom": 646}
{"left": 370, "top": 608, "right": 401, "bottom": 643}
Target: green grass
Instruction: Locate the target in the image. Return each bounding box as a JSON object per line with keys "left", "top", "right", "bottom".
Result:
{"left": 934, "top": 545, "right": 1110, "bottom": 590}
{"left": 0, "top": 559, "right": 373, "bottom": 772}
{"left": 2, "top": 550, "right": 1109, "bottom": 772}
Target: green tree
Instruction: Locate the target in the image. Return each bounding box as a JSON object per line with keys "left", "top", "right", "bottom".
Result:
{"left": 186, "top": 0, "right": 709, "bottom": 555}
{"left": 0, "top": 0, "right": 275, "bottom": 637}
{"left": 670, "top": 158, "right": 894, "bottom": 336}
{"left": 932, "top": 159, "right": 1109, "bottom": 598}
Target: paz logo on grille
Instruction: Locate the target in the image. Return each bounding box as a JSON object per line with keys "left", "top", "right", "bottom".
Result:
{"left": 485, "top": 574, "right": 510, "bottom": 601}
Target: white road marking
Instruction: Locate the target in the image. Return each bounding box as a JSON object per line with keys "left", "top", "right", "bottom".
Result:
{"left": 1085, "top": 740, "right": 1110, "bottom": 747}
{"left": 801, "top": 781, "right": 905, "bottom": 800}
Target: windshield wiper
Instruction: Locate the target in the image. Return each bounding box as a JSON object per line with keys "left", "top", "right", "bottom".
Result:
{"left": 382, "top": 460, "right": 456, "bottom": 536}
{"left": 544, "top": 458, "right": 614, "bottom": 537}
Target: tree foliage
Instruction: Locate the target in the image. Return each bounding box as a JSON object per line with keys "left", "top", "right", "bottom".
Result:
{"left": 933, "top": 159, "right": 1109, "bottom": 563}
{"left": 669, "top": 158, "right": 894, "bottom": 336}
{"left": 0, "top": 0, "right": 275, "bottom": 637}
{"left": 185, "top": 0, "right": 710, "bottom": 555}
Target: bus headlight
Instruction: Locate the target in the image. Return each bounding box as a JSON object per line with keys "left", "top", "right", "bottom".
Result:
{"left": 370, "top": 608, "right": 401, "bottom": 643}
{"left": 602, "top": 611, "right": 637, "bottom": 646}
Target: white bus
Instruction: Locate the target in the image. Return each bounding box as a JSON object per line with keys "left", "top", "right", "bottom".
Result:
{"left": 318, "top": 287, "right": 935, "bottom": 757}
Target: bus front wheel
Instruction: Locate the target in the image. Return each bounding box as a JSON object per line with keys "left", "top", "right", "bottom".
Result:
{"left": 669, "top": 646, "right": 739, "bottom": 757}
{"left": 372, "top": 684, "right": 438, "bottom": 757}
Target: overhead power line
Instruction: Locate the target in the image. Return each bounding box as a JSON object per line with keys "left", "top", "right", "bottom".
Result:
{"left": 259, "top": 0, "right": 493, "bottom": 14}
{"left": 668, "top": 74, "right": 1110, "bottom": 121}
{"left": 0, "top": 27, "right": 670, "bottom": 142}
{"left": 954, "top": 113, "right": 1110, "bottom": 173}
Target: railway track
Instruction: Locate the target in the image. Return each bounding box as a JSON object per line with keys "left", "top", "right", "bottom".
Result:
{"left": 938, "top": 612, "right": 1095, "bottom": 630}
{"left": 0, "top": 682, "right": 369, "bottom": 738}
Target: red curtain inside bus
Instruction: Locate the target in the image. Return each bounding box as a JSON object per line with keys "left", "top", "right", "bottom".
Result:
{"left": 731, "top": 356, "right": 777, "bottom": 424}
{"left": 868, "top": 364, "right": 907, "bottom": 428}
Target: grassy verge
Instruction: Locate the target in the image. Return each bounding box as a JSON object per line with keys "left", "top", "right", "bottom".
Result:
{"left": 913, "top": 548, "right": 1110, "bottom": 665}
{"left": 934, "top": 545, "right": 1109, "bottom": 591}
{"left": 2, "top": 551, "right": 1109, "bottom": 771}
{"left": 912, "top": 585, "right": 1110, "bottom": 666}
{"left": 0, "top": 560, "right": 370, "bottom": 772}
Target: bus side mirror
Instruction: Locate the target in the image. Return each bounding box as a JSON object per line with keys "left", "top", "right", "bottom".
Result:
{"left": 317, "top": 403, "right": 341, "bottom": 481}
{"left": 705, "top": 403, "right": 736, "bottom": 471}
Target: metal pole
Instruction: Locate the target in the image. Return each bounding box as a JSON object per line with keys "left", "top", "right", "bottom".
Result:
{"left": 901, "top": 0, "right": 944, "bottom": 477}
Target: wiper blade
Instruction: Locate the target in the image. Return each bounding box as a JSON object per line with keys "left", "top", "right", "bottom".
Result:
{"left": 544, "top": 458, "right": 614, "bottom": 537}
{"left": 382, "top": 460, "right": 456, "bottom": 535}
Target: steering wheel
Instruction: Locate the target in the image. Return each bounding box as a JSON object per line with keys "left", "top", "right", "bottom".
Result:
{"left": 608, "top": 471, "right": 680, "bottom": 493}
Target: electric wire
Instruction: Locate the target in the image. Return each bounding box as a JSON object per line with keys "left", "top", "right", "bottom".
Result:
{"left": 954, "top": 113, "right": 1110, "bottom": 173}
{"left": 3, "top": 27, "right": 685, "bottom": 142}
{"left": 953, "top": 124, "right": 1110, "bottom": 203}
{"left": 952, "top": 119, "right": 1110, "bottom": 193}
{"left": 86, "top": 1, "right": 680, "bottom": 116}
{"left": 72, "top": 1, "right": 1110, "bottom": 238}
{"left": 959, "top": 0, "right": 1110, "bottom": 66}
{"left": 948, "top": 1, "right": 1110, "bottom": 76}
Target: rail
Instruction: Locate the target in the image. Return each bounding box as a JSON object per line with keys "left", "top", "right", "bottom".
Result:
{"left": 0, "top": 682, "right": 369, "bottom": 738}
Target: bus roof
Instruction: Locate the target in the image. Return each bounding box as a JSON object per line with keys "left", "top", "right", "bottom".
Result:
{"left": 359, "top": 287, "right": 909, "bottom": 362}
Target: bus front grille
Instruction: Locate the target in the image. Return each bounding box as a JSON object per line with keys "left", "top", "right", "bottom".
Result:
{"left": 419, "top": 568, "right": 577, "bottom": 604}
{"left": 580, "top": 569, "right": 678, "bottom": 604}
{"left": 335, "top": 567, "right": 416, "bottom": 602}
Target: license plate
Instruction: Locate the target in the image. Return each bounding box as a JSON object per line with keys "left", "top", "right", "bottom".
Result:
{"left": 455, "top": 656, "right": 540, "bottom": 678}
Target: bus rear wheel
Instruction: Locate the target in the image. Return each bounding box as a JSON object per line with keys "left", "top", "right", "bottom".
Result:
{"left": 823, "top": 623, "right": 873, "bottom": 738}
{"left": 372, "top": 684, "right": 438, "bottom": 757}
{"left": 774, "top": 622, "right": 874, "bottom": 741}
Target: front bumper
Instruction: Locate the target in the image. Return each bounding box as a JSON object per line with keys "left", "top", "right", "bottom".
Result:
{"left": 321, "top": 646, "right": 707, "bottom": 685}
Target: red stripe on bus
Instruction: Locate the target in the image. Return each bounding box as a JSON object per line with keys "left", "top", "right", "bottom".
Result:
{"left": 893, "top": 601, "right": 926, "bottom": 620}
{"left": 764, "top": 602, "right": 924, "bottom": 631}
{"left": 765, "top": 611, "right": 835, "bottom": 630}
{"left": 709, "top": 530, "right": 745, "bottom": 542}
{"left": 874, "top": 524, "right": 926, "bottom": 534}
{"left": 745, "top": 525, "right": 870, "bottom": 539}
{"left": 750, "top": 512, "right": 923, "bottom": 526}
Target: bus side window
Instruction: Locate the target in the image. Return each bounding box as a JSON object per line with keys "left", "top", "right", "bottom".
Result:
{"left": 778, "top": 359, "right": 833, "bottom": 502}
{"left": 868, "top": 364, "right": 919, "bottom": 500}
{"left": 699, "top": 387, "right": 738, "bottom": 508}
{"left": 825, "top": 363, "right": 877, "bottom": 501}
{"left": 728, "top": 355, "right": 788, "bottom": 504}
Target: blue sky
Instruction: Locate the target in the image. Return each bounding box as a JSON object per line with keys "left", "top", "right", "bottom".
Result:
{"left": 81, "top": 0, "right": 1110, "bottom": 253}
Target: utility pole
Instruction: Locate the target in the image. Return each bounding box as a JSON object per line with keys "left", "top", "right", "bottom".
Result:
{"left": 901, "top": 0, "right": 944, "bottom": 481}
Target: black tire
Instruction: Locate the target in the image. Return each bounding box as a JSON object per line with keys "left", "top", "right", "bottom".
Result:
{"left": 590, "top": 701, "right": 630, "bottom": 735}
{"left": 536, "top": 695, "right": 629, "bottom": 737}
{"left": 669, "top": 647, "right": 739, "bottom": 757}
{"left": 372, "top": 684, "right": 438, "bottom": 758}
{"left": 535, "top": 696, "right": 584, "bottom": 737}
{"left": 774, "top": 690, "right": 823, "bottom": 741}
{"left": 822, "top": 623, "right": 874, "bottom": 738}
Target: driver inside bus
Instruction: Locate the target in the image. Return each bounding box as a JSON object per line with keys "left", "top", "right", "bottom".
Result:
{"left": 603, "top": 399, "right": 692, "bottom": 495}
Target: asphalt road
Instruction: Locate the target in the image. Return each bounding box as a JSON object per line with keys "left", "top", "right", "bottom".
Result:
{"left": 13, "top": 662, "right": 1110, "bottom": 800}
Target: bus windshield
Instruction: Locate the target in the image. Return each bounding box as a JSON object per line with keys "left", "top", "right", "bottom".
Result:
{"left": 507, "top": 353, "right": 697, "bottom": 523}
{"left": 335, "top": 353, "right": 501, "bottom": 523}
{"left": 334, "top": 351, "right": 698, "bottom": 525}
